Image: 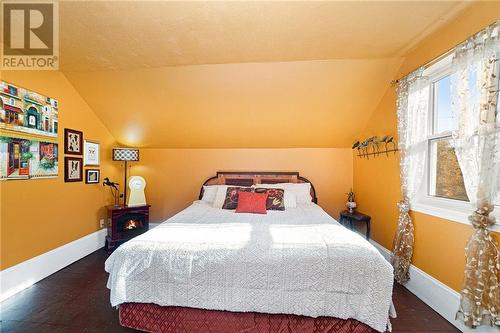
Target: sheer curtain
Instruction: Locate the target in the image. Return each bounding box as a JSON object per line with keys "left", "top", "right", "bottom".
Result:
{"left": 451, "top": 21, "right": 500, "bottom": 328}
{"left": 392, "top": 69, "right": 430, "bottom": 284}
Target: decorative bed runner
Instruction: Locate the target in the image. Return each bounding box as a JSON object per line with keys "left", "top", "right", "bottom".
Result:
{"left": 119, "top": 303, "right": 377, "bottom": 333}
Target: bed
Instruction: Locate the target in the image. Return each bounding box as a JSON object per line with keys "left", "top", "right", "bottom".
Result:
{"left": 105, "top": 171, "right": 394, "bottom": 333}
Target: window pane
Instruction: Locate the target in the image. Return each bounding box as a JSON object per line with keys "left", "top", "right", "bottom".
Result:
{"left": 434, "top": 75, "right": 454, "bottom": 133}
{"left": 429, "top": 138, "right": 469, "bottom": 201}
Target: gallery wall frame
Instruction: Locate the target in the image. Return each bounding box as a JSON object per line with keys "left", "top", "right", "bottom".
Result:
{"left": 64, "top": 128, "right": 83, "bottom": 155}
{"left": 64, "top": 156, "right": 83, "bottom": 182}
{"left": 83, "top": 140, "right": 100, "bottom": 166}
{"left": 0, "top": 81, "right": 59, "bottom": 180}
{"left": 85, "top": 169, "right": 100, "bottom": 184}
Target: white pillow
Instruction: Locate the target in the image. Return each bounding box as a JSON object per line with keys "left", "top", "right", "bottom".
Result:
{"left": 284, "top": 190, "right": 298, "bottom": 208}
{"left": 201, "top": 185, "right": 220, "bottom": 204}
{"left": 212, "top": 185, "right": 229, "bottom": 208}
{"left": 254, "top": 183, "right": 312, "bottom": 204}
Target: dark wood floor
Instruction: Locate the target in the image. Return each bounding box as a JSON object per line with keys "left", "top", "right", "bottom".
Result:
{"left": 0, "top": 249, "right": 459, "bottom": 333}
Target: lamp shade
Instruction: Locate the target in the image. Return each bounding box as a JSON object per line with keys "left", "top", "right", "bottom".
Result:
{"left": 112, "top": 148, "right": 139, "bottom": 161}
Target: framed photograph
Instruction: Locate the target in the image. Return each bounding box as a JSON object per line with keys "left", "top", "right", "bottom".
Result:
{"left": 85, "top": 169, "right": 100, "bottom": 184}
{"left": 64, "top": 157, "right": 83, "bottom": 182}
{"left": 64, "top": 128, "right": 83, "bottom": 155}
{"left": 84, "top": 140, "right": 100, "bottom": 166}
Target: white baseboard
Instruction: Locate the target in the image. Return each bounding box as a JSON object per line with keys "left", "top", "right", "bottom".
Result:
{"left": 0, "top": 228, "right": 107, "bottom": 302}
{"left": 370, "top": 240, "right": 496, "bottom": 333}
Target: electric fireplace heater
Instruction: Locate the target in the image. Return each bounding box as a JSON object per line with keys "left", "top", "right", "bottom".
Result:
{"left": 106, "top": 205, "right": 150, "bottom": 252}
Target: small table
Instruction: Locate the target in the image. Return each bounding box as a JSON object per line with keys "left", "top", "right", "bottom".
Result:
{"left": 339, "top": 210, "right": 371, "bottom": 240}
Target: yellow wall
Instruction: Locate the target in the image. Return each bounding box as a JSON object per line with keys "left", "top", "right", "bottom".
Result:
{"left": 0, "top": 71, "right": 120, "bottom": 270}
{"left": 353, "top": 1, "right": 500, "bottom": 292}
{"left": 133, "top": 148, "right": 352, "bottom": 222}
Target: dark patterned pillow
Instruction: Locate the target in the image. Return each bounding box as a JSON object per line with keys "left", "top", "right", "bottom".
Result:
{"left": 222, "top": 187, "right": 252, "bottom": 210}
{"left": 254, "top": 188, "right": 285, "bottom": 211}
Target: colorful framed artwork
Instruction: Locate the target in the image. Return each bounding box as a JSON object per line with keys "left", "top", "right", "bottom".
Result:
{"left": 84, "top": 140, "right": 100, "bottom": 166}
{"left": 0, "top": 81, "right": 59, "bottom": 180}
{"left": 85, "top": 169, "right": 100, "bottom": 184}
{"left": 64, "top": 156, "right": 83, "bottom": 182}
{"left": 64, "top": 128, "right": 83, "bottom": 155}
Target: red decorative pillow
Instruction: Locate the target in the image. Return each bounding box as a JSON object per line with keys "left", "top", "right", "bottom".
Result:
{"left": 236, "top": 191, "right": 268, "bottom": 214}
{"left": 253, "top": 188, "right": 285, "bottom": 210}
{"left": 222, "top": 187, "right": 253, "bottom": 210}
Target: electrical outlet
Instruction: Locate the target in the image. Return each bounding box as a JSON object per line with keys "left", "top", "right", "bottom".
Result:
{"left": 99, "top": 219, "right": 105, "bottom": 228}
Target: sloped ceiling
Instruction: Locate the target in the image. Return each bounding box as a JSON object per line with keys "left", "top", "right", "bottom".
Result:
{"left": 59, "top": 1, "right": 470, "bottom": 148}
{"left": 65, "top": 58, "right": 403, "bottom": 148}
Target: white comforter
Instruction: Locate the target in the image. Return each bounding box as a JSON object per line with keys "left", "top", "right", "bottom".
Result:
{"left": 105, "top": 202, "right": 394, "bottom": 332}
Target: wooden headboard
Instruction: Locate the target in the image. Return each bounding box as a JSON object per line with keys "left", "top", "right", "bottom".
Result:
{"left": 199, "top": 171, "right": 317, "bottom": 204}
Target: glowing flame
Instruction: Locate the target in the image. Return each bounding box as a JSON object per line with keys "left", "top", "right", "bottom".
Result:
{"left": 125, "top": 219, "right": 137, "bottom": 230}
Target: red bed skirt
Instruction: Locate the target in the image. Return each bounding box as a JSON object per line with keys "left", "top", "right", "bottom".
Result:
{"left": 119, "top": 303, "right": 378, "bottom": 333}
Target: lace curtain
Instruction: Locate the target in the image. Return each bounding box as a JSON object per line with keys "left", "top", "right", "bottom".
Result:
{"left": 451, "top": 21, "right": 500, "bottom": 328}
{"left": 392, "top": 69, "right": 430, "bottom": 283}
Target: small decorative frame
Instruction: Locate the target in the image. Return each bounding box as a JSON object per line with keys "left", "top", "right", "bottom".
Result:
{"left": 85, "top": 169, "right": 100, "bottom": 184}
{"left": 64, "top": 156, "right": 83, "bottom": 182}
{"left": 64, "top": 129, "right": 83, "bottom": 155}
{"left": 84, "top": 140, "right": 100, "bottom": 166}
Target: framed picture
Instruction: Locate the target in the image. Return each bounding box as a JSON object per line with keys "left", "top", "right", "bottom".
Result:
{"left": 64, "top": 128, "right": 83, "bottom": 155}
{"left": 85, "top": 169, "right": 100, "bottom": 184}
{"left": 84, "top": 140, "right": 100, "bottom": 166}
{"left": 0, "top": 81, "right": 59, "bottom": 181}
{"left": 64, "top": 156, "right": 83, "bottom": 182}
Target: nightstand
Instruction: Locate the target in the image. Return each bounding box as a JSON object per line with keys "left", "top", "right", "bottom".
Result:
{"left": 339, "top": 210, "right": 371, "bottom": 240}
{"left": 105, "top": 205, "right": 150, "bottom": 252}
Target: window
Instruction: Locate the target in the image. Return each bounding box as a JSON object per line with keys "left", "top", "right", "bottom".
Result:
{"left": 428, "top": 137, "right": 468, "bottom": 201}
{"left": 411, "top": 55, "right": 500, "bottom": 231}
{"left": 427, "top": 73, "right": 469, "bottom": 202}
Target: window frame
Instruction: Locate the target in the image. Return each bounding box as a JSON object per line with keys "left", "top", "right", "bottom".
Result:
{"left": 410, "top": 55, "right": 500, "bottom": 232}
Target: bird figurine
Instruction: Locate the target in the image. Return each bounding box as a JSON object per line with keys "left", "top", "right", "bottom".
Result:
{"left": 386, "top": 136, "right": 397, "bottom": 154}
{"left": 358, "top": 140, "right": 369, "bottom": 159}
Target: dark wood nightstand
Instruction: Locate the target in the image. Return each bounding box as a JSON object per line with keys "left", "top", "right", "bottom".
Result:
{"left": 339, "top": 210, "right": 371, "bottom": 240}
{"left": 105, "top": 205, "right": 150, "bottom": 252}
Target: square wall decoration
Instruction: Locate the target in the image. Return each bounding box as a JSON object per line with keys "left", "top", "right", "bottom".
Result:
{"left": 84, "top": 140, "right": 100, "bottom": 166}
{"left": 85, "top": 169, "right": 100, "bottom": 184}
{"left": 0, "top": 81, "right": 59, "bottom": 180}
{"left": 64, "top": 128, "right": 83, "bottom": 155}
{"left": 64, "top": 156, "right": 83, "bottom": 182}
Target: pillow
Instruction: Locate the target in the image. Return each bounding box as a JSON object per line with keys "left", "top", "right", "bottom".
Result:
{"left": 236, "top": 191, "right": 268, "bottom": 214}
{"left": 283, "top": 190, "right": 297, "bottom": 208}
{"left": 201, "top": 185, "right": 220, "bottom": 204}
{"left": 254, "top": 188, "right": 285, "bottom": 210}
{"left": 253, "top": 185, "right": 296, "bottom": 208}
{"left": 254, "top": 183, "right": 312, "bottom": 205}
{"left": 222, "top": 187, "right": 253, "bottom": 210}
{"left": 213, "top": 185, "right": 250, "bottom": 208}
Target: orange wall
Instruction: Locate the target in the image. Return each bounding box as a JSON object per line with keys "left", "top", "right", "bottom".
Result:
{"left": 353, "top": 1, "right": 500, "bottom": 292}
{"left": 132, "top": 148, "right": 352, "bottom": 222}
{"left": 0, "top": 71, "right": 120, "bottom": 270}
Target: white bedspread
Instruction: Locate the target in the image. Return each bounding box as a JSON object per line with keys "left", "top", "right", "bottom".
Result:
{"left": 105, "top": 202, "right": 394, "bottom": 332}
